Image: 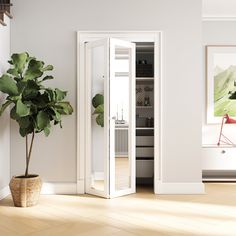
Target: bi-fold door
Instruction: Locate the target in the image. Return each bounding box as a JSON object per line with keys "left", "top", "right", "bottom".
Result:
{"left": 85, "top": 38, "right": 136, "bottom": 198}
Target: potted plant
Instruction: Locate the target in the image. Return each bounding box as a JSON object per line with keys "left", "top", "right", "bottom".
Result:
{"left": 92, "top": 94, "right": 104, "bottom": 127}
{"left": 0, "top": 52, "right": 73, "bottom": 207}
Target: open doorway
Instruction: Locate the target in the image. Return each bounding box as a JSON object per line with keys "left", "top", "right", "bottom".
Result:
{"left": 135, "top": 42, "right": 155, "bottom": 191}
{"left": 77, "top": 32, "right": 162, "bottom": 198}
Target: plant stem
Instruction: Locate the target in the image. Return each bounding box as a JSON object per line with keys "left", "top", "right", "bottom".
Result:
{"left": 25, "top": 134, "right": 28, "bottom": 176}
{"left": 24, "top": 131, "right": 35, "bottom": 177}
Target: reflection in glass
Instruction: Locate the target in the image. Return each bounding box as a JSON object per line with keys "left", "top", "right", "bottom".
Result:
{"left": 89, "top": 43, "right": 132, "bottom": 193}
{"left": 90, "top": 45, "right": 105, "bottom": 191}
{"left": 113, "top": 46, "right": 131, "bottom": 191}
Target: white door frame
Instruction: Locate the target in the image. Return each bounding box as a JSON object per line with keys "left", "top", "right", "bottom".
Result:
{"left": 77, "top": 31, "right": 163, "bottom": 194}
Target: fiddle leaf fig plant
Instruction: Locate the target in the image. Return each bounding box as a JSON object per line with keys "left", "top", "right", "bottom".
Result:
{"left": 0, "top": 52, "right": 73, "bottom": 177}
{"left": 92, "top": 94, "right": 104, "bottom": 127}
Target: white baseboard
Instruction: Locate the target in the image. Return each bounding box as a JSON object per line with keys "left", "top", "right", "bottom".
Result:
{"left": 0, "top": 186, "right": 10, "bottom": 200}
{"left": 41, "top": 182, "right": 77, "bottom": 195}
{"left": 2, "top": 181, "right": 205, "bottom": 196}
{"left": 0, "top": 183, "right": 77, "bottom": 198}
{"left": 155, "top": 181, "right": 205, "bottom": 194}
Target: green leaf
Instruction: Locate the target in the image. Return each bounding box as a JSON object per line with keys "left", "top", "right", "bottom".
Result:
{"left": 56, "top": 101, "right": 73, "bottom": 115}
{"left": 54, "top": 120, "right": 59, "bottom": 125}
{"left": 16, "top": 81, "right": 27, "bottom": 94}
{"left": 17, "top": 116, "right": 31, "bottom": 129}
{"left": 96, "top": 114, "right": 104, "bottom": 127}
{"left": 8, "top": 60, "right": 13, "bottom": 65}
{"left": 23, "top": 59, "right": 44, "bottom": 81}
{"left": 0, "top": 100, "right": 12, "bottom": 116}
{"left": 55, "top": 88, "right": 67, "bottom": 101}
{"left": 24, "top": 101, "right": 38, "bottom": 114}
{"left": 16, "top": 100, "right": 30, "bottom": 117}
{"left": 31, "top": 93, "right": 48, "bottom": 109}
{"left": 45, "top": 88, "right": 56, "bottom": 102}
{"left": 8, "top": 95, "right": 21, "bottom": 102}
{"left": 54, "top": 110, "right": 61, "bottom": 121}
{"left": 44, "top": 127, "right": 50, "bottom": 136}
{"left": 41, "top": 75, "right": 54, "bottom": 82}
{"left": 7, "top": 68, "right": 20, "bottom": 78}
{"left": 11, "top": 52, "right": 29, "bottom": 74}
{"left": 42, "top": 65, "right": 53, "bottom": 72}
{"left": 43, "top": 123, "right": 51, "bottom": 136}
{"left": 0, "top": 74, "right": 19, "bottom": 96}
{"left": 93, "top": 104, "right": 104, "bottom": 114}
{"left": 19, "top": 127, "right": 27, "bottom": 137}
{"left": 19, "top": 126, "right": 34, "bottom": 137}
{"left": 10, "top": 106, "right": 19, "bottom": 120}
{"left": 92, "top": 94, "right": 104, "bottom": 108}
{"left": 22, "top": 80, "right": 40, "bottom": 100}
{"left": 50, "top": 108, "right": 61, "bottom": 121}
{"left": 36, "top": 110, "right": 49, "bottom": 130}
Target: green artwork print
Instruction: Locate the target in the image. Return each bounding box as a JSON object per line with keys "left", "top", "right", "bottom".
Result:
{"left": 214, "top": 54, "right": 236, "bottom": 117}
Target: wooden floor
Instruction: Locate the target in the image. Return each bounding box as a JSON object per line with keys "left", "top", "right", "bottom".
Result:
{"left": 1, "top": 183, "right": 236, "bottom": 236}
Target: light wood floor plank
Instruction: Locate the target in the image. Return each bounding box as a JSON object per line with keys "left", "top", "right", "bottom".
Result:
{"left": 1, "top": 183, "right": 236, "bottom": 236}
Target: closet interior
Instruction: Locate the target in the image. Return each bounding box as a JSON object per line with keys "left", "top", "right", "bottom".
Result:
{"left": 135, "top": 42, "right": 155, "bottom": 188}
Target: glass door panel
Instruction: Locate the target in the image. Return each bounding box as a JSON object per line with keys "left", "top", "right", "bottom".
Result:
{"left": 85, "top": 38, "right": 135, "bottom": 198}
{"left": 109, "top": 38, "right": 136, "bottom": 197}
{"left": 85, "top": 39, "right": 109, "bottom": 198}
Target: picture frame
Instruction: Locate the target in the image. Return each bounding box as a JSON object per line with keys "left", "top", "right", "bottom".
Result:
{"left": 206, "top": 45, "right": 236, "bottom": 124}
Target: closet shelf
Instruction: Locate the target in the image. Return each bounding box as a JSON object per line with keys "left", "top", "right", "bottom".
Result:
{"left": 136, "top": 77, "right": 154, "bottom": 81}
{"left": 136, "top": 106, "right": 153, "bottom": 109}
{"left": 136, "top": 157, "right": 154, "bottom": 160}
{"left": 136, "top": 145, "right": 154, "bottom": 148}
{"left": 136, "top": 127, "right": 154, "bottom": 130}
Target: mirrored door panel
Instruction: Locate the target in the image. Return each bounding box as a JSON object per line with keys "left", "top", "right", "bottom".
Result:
{"left": 110, "top": 38, "right": 136, "bottom": 197}
{"left": 85, "top": 39, "right": 109, "bottom": 198}
{"left": 85, "top": 38, "right": 135, "bottom": 198}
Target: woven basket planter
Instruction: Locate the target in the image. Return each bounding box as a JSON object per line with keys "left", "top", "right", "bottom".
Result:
{"left": 9, "top": 175, "right": 42, "bottom": 207}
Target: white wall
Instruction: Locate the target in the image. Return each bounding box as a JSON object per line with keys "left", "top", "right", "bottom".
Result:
{"left": 0, "top": 15, "right": 11, "bottom": 198}
{"left": 202, "top": 21, "right": 236, "bottom": 145}
{"left": 203, "top": 0, "right": 236, "bottom": 18}
{"left": 11, "top": 0, "right": 203, "bottom": 191}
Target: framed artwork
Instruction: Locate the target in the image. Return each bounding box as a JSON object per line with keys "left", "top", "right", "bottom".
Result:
{"left": 206, "top": 45, "right": 236, "bottom": 123}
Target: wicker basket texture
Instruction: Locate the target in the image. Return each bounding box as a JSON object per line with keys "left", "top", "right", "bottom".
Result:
{"left": 9, "top": 175, "right": 42, "bottom": 207}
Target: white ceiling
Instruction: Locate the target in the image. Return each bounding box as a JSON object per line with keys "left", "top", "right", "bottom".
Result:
{"left": 203, "top": 0, "right": 236, "bottom": 19}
